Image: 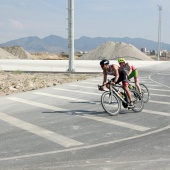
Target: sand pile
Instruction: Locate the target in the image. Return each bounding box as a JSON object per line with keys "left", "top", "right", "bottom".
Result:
{"left": 79, "top": 41, "right": 153, "bottom": 60}
{"left": 1, "top": 46, "right": 33, "bottom": 59}
{"left": 0, "top": 48, "right": 18, "bottom": 59}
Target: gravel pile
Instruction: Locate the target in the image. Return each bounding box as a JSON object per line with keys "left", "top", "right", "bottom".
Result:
{"left": 0, "top": 48, "right": 18, "bottom": 59}
{"left": 79, "top": 41, "right": 153, "bottom": 60}
{"left": 1, "top": 46, "right": 33, "bottom": 59}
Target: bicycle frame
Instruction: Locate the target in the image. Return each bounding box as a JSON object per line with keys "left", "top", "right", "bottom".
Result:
{"left": 108, "top": 84, "right": 128, "bottom": 104}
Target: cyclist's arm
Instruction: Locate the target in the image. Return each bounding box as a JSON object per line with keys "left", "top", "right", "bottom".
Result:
{"left": 126, "top": 62, "right": 132, "bottom": 76}
{"left": 112, "top": 65, "right": 119, "bottom": 84}
{"left": 102, "top": 71, "right": 107, "bottom": 86}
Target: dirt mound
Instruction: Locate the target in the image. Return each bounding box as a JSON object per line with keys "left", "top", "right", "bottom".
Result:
{"left": 0, "top": 48, "right": 19, "bottom": 59}
{"left": 1, "top": 46, "right": 33, "bottom": 59}
{"left": 79, "top": 41, "right": 153, "bottom": 61}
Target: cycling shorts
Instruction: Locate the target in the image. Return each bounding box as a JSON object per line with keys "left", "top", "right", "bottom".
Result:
{"left": 128, "top": 69, "right": 138, "bottom": 79}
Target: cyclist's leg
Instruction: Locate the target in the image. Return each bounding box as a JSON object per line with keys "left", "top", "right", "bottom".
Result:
{"left": 133, "top": 70, "right": 142, "bottom": 94}
{"left": 118, "top": 69, "right": 134, "bottom": 108}
{"left": 123, "top": 82, "right": 134, "bottom": 108}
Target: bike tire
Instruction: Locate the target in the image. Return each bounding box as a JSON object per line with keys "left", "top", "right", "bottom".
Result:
{"left": 139, "top": 83, "right": 150, "bottom": 103}
{"left": 101, "top": 91, "right": 121, "bottom": 116}
{"left": 130, "top": 90, "right": 144, "bottom": 112}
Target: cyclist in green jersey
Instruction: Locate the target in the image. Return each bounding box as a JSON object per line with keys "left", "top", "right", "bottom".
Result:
{"left": 118, "top": 58, "right": 142, "bottom": 94}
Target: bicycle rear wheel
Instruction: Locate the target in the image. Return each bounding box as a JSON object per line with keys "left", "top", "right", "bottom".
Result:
{"left": 140, "top": 83, "right": 150, "bottom": 103}
{"left": 101, "top": 91, "right": 121, "bottom": 116}
{"left": 130, "top": 90, "right": 144, "bottom": 112}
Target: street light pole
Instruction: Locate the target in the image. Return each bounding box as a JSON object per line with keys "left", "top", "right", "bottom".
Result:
{"left": 157, "top": 5, "right": 162, "bottom": 61}
{"left": 68, "top": 0, "right": 74, "bottom": 72}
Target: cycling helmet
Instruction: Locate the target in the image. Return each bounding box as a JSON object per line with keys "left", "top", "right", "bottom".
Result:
{"left": 100, "top": 59, "right": 109, "bottom": 66}
{"left": 118, "top": 58, "right": 125, "bottom": 63}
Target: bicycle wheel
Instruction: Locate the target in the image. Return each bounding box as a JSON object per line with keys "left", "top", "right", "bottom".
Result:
{"left": 101, "top": 91, "right": 121, "bottom": 116}
{"left": 139, "top": 83, "right": 150, "bottom": 103}
{"left": 130, "top": 90, "right": 144, "bottom": 112}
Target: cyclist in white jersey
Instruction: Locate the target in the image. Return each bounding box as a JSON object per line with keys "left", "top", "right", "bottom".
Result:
{"left": 99, "top": 59, "right": 134, "bottom": 108}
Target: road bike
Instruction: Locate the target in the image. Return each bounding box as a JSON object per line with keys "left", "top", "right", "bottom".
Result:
{"left": 98, "top": 80, "right": 144, "bottom": 116}
{"left": 128, "top": 79, "right": 150, "bottom": 103}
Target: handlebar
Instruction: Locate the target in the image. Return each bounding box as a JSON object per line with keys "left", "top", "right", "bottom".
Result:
{"left": 98, "top": 79, "right": 122, "bottom": 91}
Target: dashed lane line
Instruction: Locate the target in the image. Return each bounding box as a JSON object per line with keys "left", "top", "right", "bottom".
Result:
{"left": 142, "top": 109, "right": 170, "bottom": 117}
{"left": 81, "top": 81, "right": 161, "bottom": 87}
{"left": 76, "top": 114, "right": 150, "bottom": 132}
{"left": 70, "top": 84, "right": 97, "bottom": 89}
{"left": 34, "top": 92, "right": 89, "bottom": 102}
{"left": 151, "top": 93, "right": 170, "bottom": 97}
{"left": 149, "top": 88, "right": 170, "bottom": 92}
{"left": 7, "top": 97, "right": 150, "bottom": 132}
{"left": 0, "top": 111, "right": 83, "bottom": 147}
{"left": 69, "top": 85, "right": 170, "bottom": 92}
{"left": 8, "top": 96, "right": 66, "bottom": 111}
{"left": 54, "top": 87, "right": 101, "bottom": 95}
{"left": 149, "top": 100, "right": 170, "bottom": 105}
{"left": 34, "top": 92, "right": 98, "bottom": 104}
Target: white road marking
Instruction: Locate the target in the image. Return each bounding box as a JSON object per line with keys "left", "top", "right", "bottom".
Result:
{"left": 8, "top": 97, "right": 66, "bottom": 111}
{"left": 7, "top": 97, "right": 150, "bottom": 132}
{"left": 1, "top": 125, "right": 170, "bottom": 161}
{"left": 55, "top": 87, "right": 101, "bottom": 95}
{"left": 78, "top": 114, "right": 150, "bottom": 132}
{"left": 81, "top": 82, "right": 99, "bottom": 85}
{"left": 141, "top": 84, "right": 160, "bottom": 87}
{"left": 34, "top": 92, "right": 99, "bottom": 104}
{"left": 0, "top": 112, "right": 83, "bottom": 147}
{"left": 82, "top": 81, "right": 160, "bottom": 87}
{"left": 142, "top": 109, "right": 170, "bottom": 117}
{"left": 70, "top": 84, "right": 96, "bottom": 89}
{"left": 34, "top": 92, "right": 88, "bottom": 102}
{"left": 151, "top": 93, "right": 170, "bottom": 97}
{"left": 149, "top": 100, "right": 170, "bottom": 105}
{"left": 55, "top": 87, "right": 170, "bottom": 105}
{"left": 157, "top": 73, "right": 170, "bottom": 75}
{"left": 149, "top": 75, "right": 170, "bottom": 89}
{"left": 149, "top": 88, "right": 170, "bottom": 92}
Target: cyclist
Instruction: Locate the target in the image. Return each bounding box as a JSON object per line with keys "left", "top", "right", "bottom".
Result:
{"left": 99, "top": 59, "right": 134, "bottom": 108}
{"left": 118, "top": 58, "right": 142, "bottom": 94}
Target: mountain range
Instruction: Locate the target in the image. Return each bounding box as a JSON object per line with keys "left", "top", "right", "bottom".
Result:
{"left": 0, "top": 35, "right": 170, "bottom": 53}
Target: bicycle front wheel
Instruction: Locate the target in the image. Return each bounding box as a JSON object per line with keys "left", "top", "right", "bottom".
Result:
{"left": 130, "top": 90, "right": 144, "bottom": 112}
{"left": 140, "top": 83, "right": 150, "bottom": 103}
{"left": 101, "top": 91, "right": 121, "bottom": 116}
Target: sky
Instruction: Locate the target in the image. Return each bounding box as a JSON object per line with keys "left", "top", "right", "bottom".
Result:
{"left": 0, "top": 0, "right": 170, "bottom": 44}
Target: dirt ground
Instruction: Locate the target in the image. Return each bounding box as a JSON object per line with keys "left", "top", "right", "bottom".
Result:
{"left": 0, "top": 71, "right": 100, "bottom": 96}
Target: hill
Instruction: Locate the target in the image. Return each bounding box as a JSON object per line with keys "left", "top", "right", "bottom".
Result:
{"left": 1, "top": 35, "right": 170, "bottom": 53}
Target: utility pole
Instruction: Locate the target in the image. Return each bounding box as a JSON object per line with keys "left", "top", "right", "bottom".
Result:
{"left": 68, "top": 0, "right": 74, "bottom": 72}
{"left": 157, "top": 5, "right": 162, "bottom": 61}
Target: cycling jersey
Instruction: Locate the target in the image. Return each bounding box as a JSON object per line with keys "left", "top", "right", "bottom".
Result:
{"left": 123, "top": 63, "right": 138, "bottom": 79}
{"left": 106, "top": 65, "right": 128, "bottom": 85}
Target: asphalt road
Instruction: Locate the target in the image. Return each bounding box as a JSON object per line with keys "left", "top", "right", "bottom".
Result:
{"left": 0, "top": 61, "right": 170, "bottom": 170}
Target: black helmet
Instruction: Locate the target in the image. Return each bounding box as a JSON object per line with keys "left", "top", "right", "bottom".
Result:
{"left": 100, "top": 59, "right": 109, "bottom": 66}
